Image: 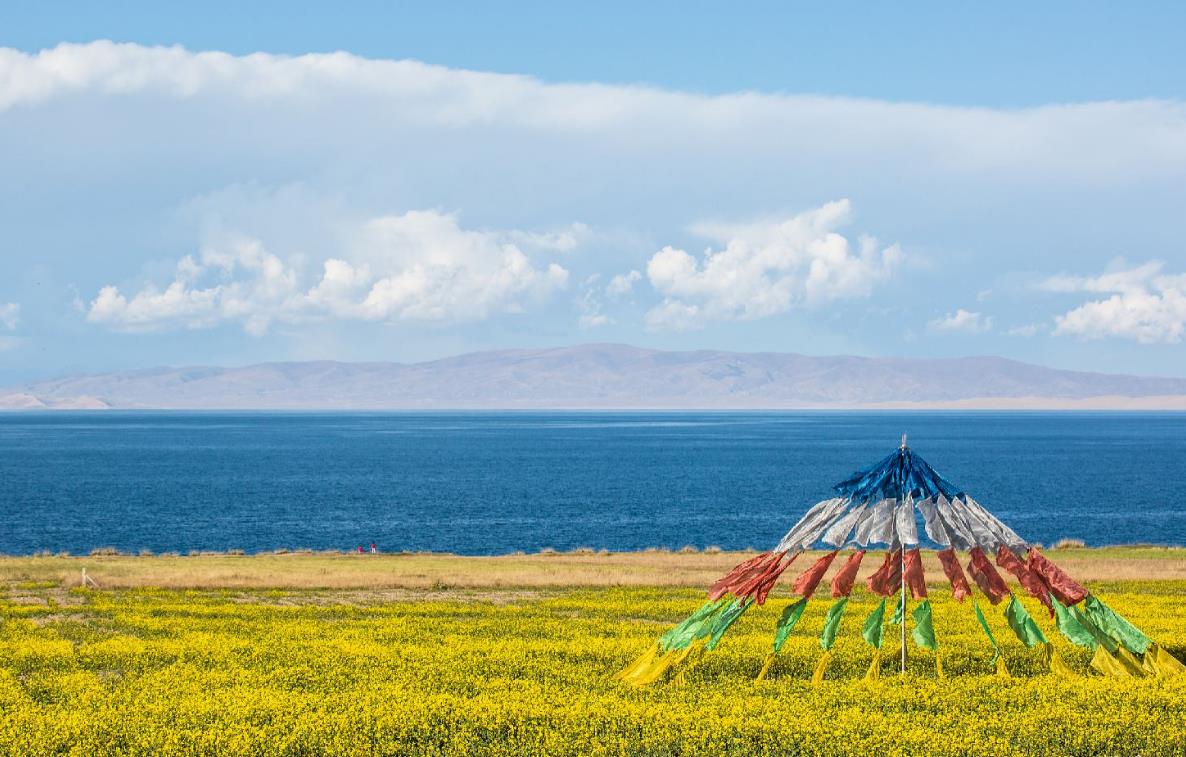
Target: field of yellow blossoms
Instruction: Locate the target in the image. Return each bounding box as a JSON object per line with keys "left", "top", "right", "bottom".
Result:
{"left": 2, "top": 579, "right": 1186, "bottom": 755}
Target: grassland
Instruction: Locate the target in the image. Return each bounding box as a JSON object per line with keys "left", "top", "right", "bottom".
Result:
{"left": 2, "top": 549, "right": 1186, "bottom": 755}
{"left": 4, "top": 545, "right": 1186, "bottom": 590}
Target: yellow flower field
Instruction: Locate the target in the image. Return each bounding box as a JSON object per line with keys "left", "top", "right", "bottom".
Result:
{"left": 2, "top": 581, "right": 1185, "bottom": 755}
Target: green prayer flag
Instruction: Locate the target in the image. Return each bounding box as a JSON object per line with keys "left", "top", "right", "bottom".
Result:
{"left": 659, "top": 598, "right": 729, "bottom": 651}
{"left": 772, "top": 597, "right": 809, "bottom": 654}
{"left": 705, "top": 598, "right": 751, "bottom": 651}
{"left": 862, "top": 598, "right": 887, "bottom": 649}
{"left": 973, "top": 598, "right": 1001, "bottom": 663}
{"left": 1068, "top": 601, "right": 1116, "bottom": 653}
{"left": 911, "top": 599, "right": 938, "bottom": 651}
{"left": 1083, "top": 595, "right": 1151, "bottom": 655}
{"left": 819, "top": 596, "right": 849, "bottom": 651}
{"left": 1005, "top": 595, "right": 1048, "bottom": 649}
{"left": 889, "top": 591, "right": 905, "bottom": 625}
{"left": 1051, "top": 596, "right": 1098, "bottom": 649}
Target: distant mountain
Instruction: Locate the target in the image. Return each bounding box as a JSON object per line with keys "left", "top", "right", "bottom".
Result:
{"left": 4, "top": 344, "right": 1186, "bottom": 410}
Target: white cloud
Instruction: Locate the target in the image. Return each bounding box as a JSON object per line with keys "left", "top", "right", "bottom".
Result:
{"left": 0, "top": 303, "right": 18, "bottom": 330}
{"left": 1043, "top": 260, "right": 1186, "bottom": 343}
{"left": 507, "top": 224, "right": 589, "bottom": 253}
{"left": 928, "top": 308, "right": 993, "bottom": 334}
{"left": 644, "top": 200, "right": 901, "bottom": 330}
{"left": 575, "top": 274, "right": 612, "bottom": 328}
{"left": 2, "top": 42, "right": 1184, "bottom": 183}
{"left": 606, "top": 270, "right": 642, "bottom": 298}
{"left": 1007, "top": 323, "right": 1041, "bottom": 338}
{"left": 87, "top": 210, "right": 570, "bottom": 334}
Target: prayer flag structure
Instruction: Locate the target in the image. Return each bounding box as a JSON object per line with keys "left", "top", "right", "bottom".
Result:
{"left": 616, "top": 436, "right": 1186, "bottom": 686}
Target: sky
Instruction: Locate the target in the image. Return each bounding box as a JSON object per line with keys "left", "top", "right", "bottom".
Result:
{"left": 1, "top": 1, "right": 1185, "bottom": 383}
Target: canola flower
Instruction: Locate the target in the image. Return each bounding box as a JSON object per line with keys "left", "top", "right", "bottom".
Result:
{"left": 1, "top": 583, "right": 1186, "bottom": 755}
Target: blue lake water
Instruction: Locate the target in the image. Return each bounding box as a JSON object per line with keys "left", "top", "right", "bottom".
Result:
{"left": 1, "top": 411, "right": 1184, "bottom": 555}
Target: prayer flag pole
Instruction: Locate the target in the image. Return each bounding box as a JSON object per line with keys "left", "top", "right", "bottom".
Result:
{"left": 899, "top": 433, "right": 908, "bottom": 675}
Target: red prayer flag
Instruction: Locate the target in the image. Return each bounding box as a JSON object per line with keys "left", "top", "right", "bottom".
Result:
{"left": 996, "top": 544, "right": 1053, "bottom": 615}
{"left": 830, "top": 550, "right": 866, "bottom": 598}
{"left": 967, "top": 546, "right": 1010, "bottom": 605}
{"left": 708, "top": 552, "right": 771, "bottom": 600}
{"left": 866, "top": 550, "right": 903, "bottom": 597}
{"left": 1026, "top": 547, "right": 1088, "bottom": 606}
{"left": 753, "top": 553, "right": 796, "bottom": 605}
{"left": 791, "top": 550, "right": 838, "bottom": 598}
{"left": 736, "top": 551, "right": 792, "bottom": 604}
{"left": 903, "top": 548, "right": 928, "bottom": 599}
{"left": 936, "top": 547, "right": 971, "bottom": 602}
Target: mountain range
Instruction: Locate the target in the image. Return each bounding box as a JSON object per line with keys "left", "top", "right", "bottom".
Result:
{"left": 3, "top": 344, "right": 1186, "bottom": 410}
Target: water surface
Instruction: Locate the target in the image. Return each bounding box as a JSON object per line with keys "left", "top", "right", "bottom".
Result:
{"left": 1, "top": 411, "right": 1183, "bottom": 554}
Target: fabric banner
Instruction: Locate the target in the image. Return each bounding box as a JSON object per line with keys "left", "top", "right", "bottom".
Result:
{"left": 811, "top": 650, "right": 834, "bottom": 685}
{"left": 915, "top": 496, "right": 953, "bottom": 548}
{"left": 893, "top": 499, "right": 919, "bottom": 545}
{"left": 1045, "top": 643, "right": 1075, "bottom": 677}
{"left": 1051, "top": 596, "right": 1098, "bottom": 649}
{"left": 731, "top": 552, "right": 794, "bottom": 604}
{"left": 1090, "top": 645, "right": 1135, "bottom": 678}
{"left": 1067, "top": 601, "right": 1116, "bottom": 654}
{"left": 705, "top": 598, "right": 751, "bottom": 650}
{"left": 709, "top": 553, "right": 770, "bottom": 600}
{"left": 753, "top": 554, "right": 796, "bottom": 605}
{"left": 821, "top": 505, "right": 867, "bottom": 547}
{"left": 903, "top": 548, "right": 928, "bottom": 599}
{"left": 776, "top": 498, "right": 849, "bottom": 552}
{"left": 866, "top": 550, "right": 903, "bottom": 596}
{"left": 791, "top": 551, "right": 838, "bottom": 598}
{"left": 1026, "top": 548, "right": 1088, "bottom": 605}
{"left": 1145, "top": 646, "right": 1186, "bottom": 677}
{"left": 772, "top": 597, "right": 809, "bottom": 654}
{"left": 863, "top": 598, "right": 888, "bottom": 649}
{"left": 973, "top": 598, "right": 1001, "bottom": 664}
{"left": 934, "top": 495, "right": 975, "bottom": 551}
{"left": 852, "top": 499, "right": 897, "bottom": 546}
{"left": 830, "top": 550, "right": 866, "bottom": 598}
{"left": 911, "top": 599, "right": 938, "bottom": 651}
{"left": 658, "top": 598, "right": 729, "bottom": 651}
{"left": 1083, "top": 595, "right": 1152, "bottom": 655}
{"left": 936, "top": 548, "right": 971, "bottom": 602}
{"left": 967, "top": 547, "right": 1010, "bottom": 605}
{"left": 864, "top": 650, "right": 882, "bottom": 680}
{"left": 819, "top": 596, "right": 850, "bottom": 651}
{"left": 996, "top": 545, "right": 1053, "bottom": 614}
{"left": 1004, "top": 595, "right": 1048, "bottom": 649}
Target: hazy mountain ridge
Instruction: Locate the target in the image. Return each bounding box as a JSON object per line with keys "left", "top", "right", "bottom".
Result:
{"left": 3, "top": 343, "right": 1186, "bottom": 410}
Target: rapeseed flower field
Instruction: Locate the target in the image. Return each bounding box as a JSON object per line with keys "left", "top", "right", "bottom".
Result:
{"left": 2, "top": 581, "right": 1185, "bottom": 755}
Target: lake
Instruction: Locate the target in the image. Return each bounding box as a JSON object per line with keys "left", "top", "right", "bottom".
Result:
{"left": 1, "top": 411, "right": 1184, "bottom": 554}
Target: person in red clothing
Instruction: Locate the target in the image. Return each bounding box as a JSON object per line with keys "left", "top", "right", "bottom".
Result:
{"left": 370, "top": 542, "right": 377, "bottom": 554}
{"left": 357, "top": 545, "right": 364, "bottom": 554}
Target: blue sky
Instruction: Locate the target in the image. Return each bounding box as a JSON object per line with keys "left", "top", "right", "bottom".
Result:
{"left": 1, "top": 2, "right": 1185, "bottom": 382}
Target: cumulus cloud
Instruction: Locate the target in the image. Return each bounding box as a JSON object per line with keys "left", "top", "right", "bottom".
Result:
{"left": 87, "top": 210, "right": 570, "bottom": 334}
{"left": 0, "top": 303, "right": 18, "bottom": 330}
{"left": 928, "top": 309, "right": 993, "bottom": 334}
{"left": 1042, "top": 260, "right": 1186, "bottom": 343}
{"left": 644, "top": 200, "right": 901, "bottom": 330}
